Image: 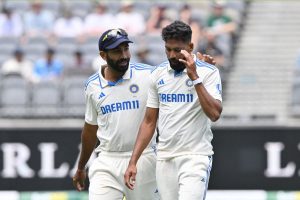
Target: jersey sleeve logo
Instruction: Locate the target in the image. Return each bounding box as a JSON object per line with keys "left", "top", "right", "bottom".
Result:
{"left": 158, "top": 79, "right": 165, "bottom": 85}
{"left": 98, "top": 92, "right": 106, "bottom": 99}
{"left": 129, "top": 84, "right": 139, "bottom": 93}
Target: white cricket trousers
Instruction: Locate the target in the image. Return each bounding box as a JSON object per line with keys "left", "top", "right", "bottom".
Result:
{"left": 156, "top": 155, "right": 212, "bottom": 200}
{"left": 88, "top": 151, "right": 159, "bottom": 200}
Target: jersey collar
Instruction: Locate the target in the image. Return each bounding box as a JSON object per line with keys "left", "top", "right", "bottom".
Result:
{"left": 98, "top": 64, "right": 132, "bottom": 88}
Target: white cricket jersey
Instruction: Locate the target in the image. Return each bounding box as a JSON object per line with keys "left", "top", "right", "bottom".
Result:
{"left": 147, "top": 56, "right": 222, "bottom": 160}
{"left": 85, "top": 63, "right": 156, "bottom": 154}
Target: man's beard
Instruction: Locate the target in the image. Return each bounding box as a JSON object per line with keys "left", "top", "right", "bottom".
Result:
{"left": 169, "top": 58, "right": 186, "bottom": 72}
{"left": 107, "top": 56, "right": 130, "bottom": 73}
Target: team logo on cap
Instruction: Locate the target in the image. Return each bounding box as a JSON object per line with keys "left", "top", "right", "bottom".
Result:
{"left": 129, "top": 84, "right": 139, "bottom": 93}
{"left": 186, "top": 79, "right": 193, "bottom": 87}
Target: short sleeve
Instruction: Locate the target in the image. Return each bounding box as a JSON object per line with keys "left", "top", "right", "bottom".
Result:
{"left": 146, "top": 73, "right": 159, "bottom": 108}
{"left": 84, "top": 88, "right": 98, "bottom": 125}
{"left": 203, "top": 69, "right": 222, "bottom": 102}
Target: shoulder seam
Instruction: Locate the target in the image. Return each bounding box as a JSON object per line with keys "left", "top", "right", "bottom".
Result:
{"left": 158, "top": 61, "right": 169, "bottom": 67}
{"left": 132, "top": 63, "right": 154, "bottom": 70}
{"left": 196, "top": 59, "right": 216, "bottom": 71}
{"left": 85, "top": 73, "right": 99, "bottom": 87}
{"left": 151, "top": 61, "right": 168, "bottom": 73}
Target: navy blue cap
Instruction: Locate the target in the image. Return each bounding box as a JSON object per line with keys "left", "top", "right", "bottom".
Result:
{"left": 98, "top": 29, "right": 133, "bottom": 51}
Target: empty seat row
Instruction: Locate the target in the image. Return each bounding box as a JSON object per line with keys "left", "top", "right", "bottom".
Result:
{"left": 0, "top": 76, "right": 86, "bottom": 118}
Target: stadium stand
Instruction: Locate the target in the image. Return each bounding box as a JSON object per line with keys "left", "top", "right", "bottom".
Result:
{"left": 5, "top": 0, "right": 295, "bottom": 125}
{"left": 219, "top": 1, "right": 300, "bottom": 126}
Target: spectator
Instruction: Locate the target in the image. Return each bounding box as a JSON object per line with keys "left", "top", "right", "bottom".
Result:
{"left": 179, "top": 4, "right": 193, "bottom": 25}
{"left": 146, "top": 5, "right": 167, "bottom": 34}
{"left": 23, "top": 1, "right": 55, "bottom": 38}
{"left": 1, "top": 48, "right": 34, "bottom": 82}
{"left": 33, "top": 48, "right": 63, "bottom": 82}
{"left": 179, "top": 5, "right": 204, "bottom": 53}
{"left": 206, "top": 1, "right": 236, "bottom": 57}
{"left": 84, "top": 3, "right": 115, "bottom": 37}
{"left": 190, "top": 19, "right": 204, "bottom": 52}
{"left": 116, "top": 1, "right": 145, "bottom": 36}
{"left": 0, "top": 8, "right": 23, "bottom": 37}
{"left": 159, "top": 17, "right": 172, "bottom": 31}
{"left": 53, "top": 9, "right": 83, "bottom": 39}
{"left": 64, "top": 50, "right": 94, "bottom": 77}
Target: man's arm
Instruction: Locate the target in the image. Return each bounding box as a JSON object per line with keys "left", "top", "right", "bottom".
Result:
{"left": 193, "top": 81, "right": 222, "bottom": 122}
{"left": 72, "top": 122, "right": 98, "bottom": 191}
{"left": 180, "top": 50, "right": 222, "bottom": 122}
{"left": 124, "top": 107, "right": 159, "bottom": 190}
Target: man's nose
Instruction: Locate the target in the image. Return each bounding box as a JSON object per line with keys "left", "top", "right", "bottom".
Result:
{"left": 120, "top": 49, "right": 129, "bottom": 59}
{"left": 169, "top": 50, "right": 177, "bottom": 59}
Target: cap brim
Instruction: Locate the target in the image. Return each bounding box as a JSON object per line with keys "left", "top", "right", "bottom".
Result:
{"left": 105, "top": 38, "right": 133, "bottom": 50}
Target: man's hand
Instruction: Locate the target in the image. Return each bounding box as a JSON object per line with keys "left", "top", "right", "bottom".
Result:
{"left": 124, "top": 164, "right": 137, "bottom": 190}
{"left": 73, "top": 169, "right": 86, "bottom": 191}
{"left": 196, "top": 52, "right": 216, "bottom": 65}
{"left": 179, "top": 50, "right": 199, "bottom": 80}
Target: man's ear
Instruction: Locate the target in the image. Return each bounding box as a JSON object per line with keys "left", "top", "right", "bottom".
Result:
{"left": 99, "top": 51, "right": 107, "bottom": 61}
{"left": 188, "top": 42, "right": 194, "bottom": 53}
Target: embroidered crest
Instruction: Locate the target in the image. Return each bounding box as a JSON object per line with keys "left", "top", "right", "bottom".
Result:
{"left": 129, "top": 84, "right": 139, "bottom": 93}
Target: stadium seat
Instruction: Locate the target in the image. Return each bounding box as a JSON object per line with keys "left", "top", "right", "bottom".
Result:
{"left": 0, "top": 44, "right": 18, "bottom": 56}
{"left": 290, "top": 81, "right": 300, "bottom": 117}
{"left": 292, "top": 78, "right": 300, "bottom": 106}
{"left": 55, "top": 44, "right": 77, "bottom": 55}
{"left": 26, "top": 37, "right": 48, "bottom": 46}
{"left": 0, "top": 37, "right": 19, "bottom": 45}
{"left": 56, "top": 37, "right": 77, "bottom": 45}
{"left": 0, "top": 77, "right": 31, "bottom": 118}
{"left": 84, "top": 37, "right": 99, "bottom": 45}
{"left": 24, "top": 44, "right": 47, "bottom": 61}
{"left": 1, "top": 76, "right": 27, "bottom": 87}
{"left": 31, "top": 81, "right": 62, "bottom": 118}
{"left": 61, "top": 76, "right": 86, "bottom": 118}
{"left": 63, "top": 67, "right": 94, "bottom": 77}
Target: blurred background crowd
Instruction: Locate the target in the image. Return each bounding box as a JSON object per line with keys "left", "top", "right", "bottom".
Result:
{"left": 0, "top": 0, "right": 299, "bottom": 127}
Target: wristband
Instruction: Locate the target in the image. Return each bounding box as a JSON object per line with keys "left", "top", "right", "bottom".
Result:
{"left": 192, "top": 77, "right": 203, "bottom": 86}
